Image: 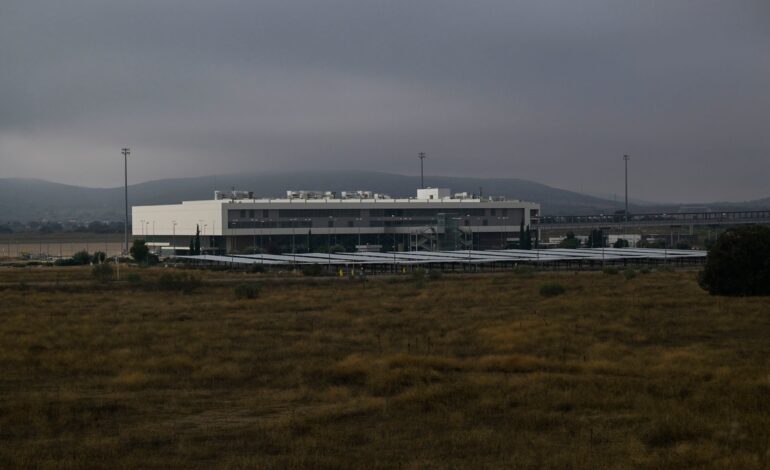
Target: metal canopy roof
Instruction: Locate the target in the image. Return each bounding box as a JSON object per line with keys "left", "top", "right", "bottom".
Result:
{"left": 178, "top": 248, "right": 706, "bottom": 266}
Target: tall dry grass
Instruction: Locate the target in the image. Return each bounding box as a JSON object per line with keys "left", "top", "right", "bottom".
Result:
{"left": 0, "top": 269, "right": 768, "bottom": 468}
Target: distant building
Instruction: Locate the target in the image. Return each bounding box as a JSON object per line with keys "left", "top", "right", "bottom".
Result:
{"left": 131, "top": 188, "right": 540, "bottom": 254}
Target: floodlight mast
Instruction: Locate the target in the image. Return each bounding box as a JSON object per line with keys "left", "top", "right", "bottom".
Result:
{"left": 418, "top": 152, "right": 427, "bottom": 189}
{"left": 122, "top": 147, "right": 130, "bottom": 255}
{"left": 623, "top": 154, "right": 630, "bottom": 226}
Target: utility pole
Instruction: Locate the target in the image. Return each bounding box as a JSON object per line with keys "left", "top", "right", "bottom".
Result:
{"left": 623, "top": 154, "right": 630, "bottom": 225}
{"left": 122, "top": 147, "right": 130, "bottom": 255}
{"left": 418, "top": 152, "right": 427, "bottom": 188}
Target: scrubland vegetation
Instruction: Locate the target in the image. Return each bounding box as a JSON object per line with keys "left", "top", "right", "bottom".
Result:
{"left": 0, "top": 267, "right": 769, "bottom": 468}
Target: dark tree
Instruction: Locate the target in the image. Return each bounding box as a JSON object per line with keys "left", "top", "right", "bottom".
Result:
{"left": 72, "top": 250, "right": 92, "bottom": 265}
{"left": 522, "top": 225, "right": 532, "bottom": 250}
{"left": 559, "top": 231, "right": 580, "bottom": 249}
{"left": 194, "top": 225, "right": 201, "bottom": 255}
{"left": 698, "top": 226, "right": 770, "bottom": 296}
{"left": 613, "top": 238, "right": 630, "bottom": 248}
{"left": 130, "top": 240, "right": 150, "bottom": 264}
{"left": 587, "top": 229, "right": 605, "bottom": 248}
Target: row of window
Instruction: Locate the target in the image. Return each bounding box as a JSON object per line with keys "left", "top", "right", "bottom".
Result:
{"left": 230, "top": 208, "right": 515, "bottom": 219}
{"left": 227, "top": 219, "right": 509, "bottom": 229}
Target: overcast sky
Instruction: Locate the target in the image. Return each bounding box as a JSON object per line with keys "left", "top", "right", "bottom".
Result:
{"left": 1, "top": 1, "right": 768, "bottom": 202}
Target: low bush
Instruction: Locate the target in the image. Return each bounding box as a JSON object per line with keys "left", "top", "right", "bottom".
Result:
{"left": 699, "top": 226, "right": 770, "bottom": 296}
{"left": 72, "top": 250, "right": 92, "bottom": 265}
{"left": 127, "top": 273, "right": 142, "bottom": 286}
{"left": 623, "top": 268, "right": 636, "bottom": 280}
{"left": 427, "top": 270, "right": 442, "bottom": 281}
{"left": 156, "top": 273, "right": 201, "bottom": 294}
{"left": 92, "top": 251, "right": 107, "bottom": 264}
{"left": 539, "top": 283, "right": 566, "bottom": 297}
{"left": 54, "top": 258, "right": 83, "bottom": 267}
{"left": 512, "top": 265, "right": 536, "bottom": 277}
{"left": 91, "top": 263, "right": 114, "bottom": 283}
{"left": 247, "top": 264, "right": 265, "bottom": 273}
{"left": 234, "top": 283, "right": 260, "bottom": 299}
{"left": 302, "top": 264, "right": 324, "bottom": 277}
{"left": 603, "top": 267, "right": 619, "bottom": 275}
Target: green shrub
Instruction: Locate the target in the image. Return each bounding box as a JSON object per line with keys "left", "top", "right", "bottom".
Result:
{"left": 539, "top": 283, "right": 566, "bottom": 297}
{"left": 427, "top": 270, "right": 442, "bottom": 281}
{"left": 92, "top": 251, "right": 107, "bottom": 264}
{"left": 698, "top": 226, "right": 770, "bottom": 296}
{"left": 54, "top": 258, "right": 82, "bottom": 267}
{"left": 613, "top": 239, "right": 630, "bottom": 248}
{"left": 623, "top": 268, "right": 636, "bottom": 280}
{"left": 302, "top": 264, "right": 324, "bottom": 276}
{"left": 603, "top": 267, "right": 619, "bottom": 275}
{"left": 639, "top": 267, "right": 651, "bottom": 274}
{"left": 127, "top": 273, "right": 142, "bottom": 286}
{"left": 72, "top": 250, "right": 92, "bottom": 265}
{"left": 512, "top": 265, "right": 536, "bottom": 277}
{"left": 156, "top": 273, "right": 201, "bottom": 294}
{"left": 411, "top": 268, "right": 426, "bottom": 280}
{"left": 234, "top": 283, "right": 260, "bottom": 299}
{"left": 91, "top": 263, "right": 114, "bottom": 283}
{"left": 130, "top": 240, "right": 150, "bottom": 264}
{"left": 247, "top": 264, "right": 265, "bottom": 273}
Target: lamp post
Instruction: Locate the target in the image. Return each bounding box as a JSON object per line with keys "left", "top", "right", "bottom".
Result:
{"left": 121, "top": 147, "right": 130, "bottom": 255}
{"left": 251, "top": 218, "right": 257, "bottom": 253}
{"left": 327, "top": 216, "right": 333, "bottom": 268}
{"left": 172, "top": 220, "right": 177, "bottom": 257}
{"left": 624, "top": 154, "right": 630, "bottom": 238}
{"left": 303, "top": 218, "right": 312, "bottom": 252}
{"left": 260, "top": 219, "right": 265, "bottom": 250}
{"left": 418, "top": 152, "right": 427, "bottom": 188}
{"left": 355, "top": 217, "right": 363, "bottom": 248}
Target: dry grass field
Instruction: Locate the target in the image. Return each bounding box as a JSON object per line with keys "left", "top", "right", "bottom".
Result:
{"left": 0, "top": 267, "right": 768, "bottom": 469}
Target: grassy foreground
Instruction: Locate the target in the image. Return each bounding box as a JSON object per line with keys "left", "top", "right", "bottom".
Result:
{"left": 0, "top": 268, "right": 769, "bottom": 469}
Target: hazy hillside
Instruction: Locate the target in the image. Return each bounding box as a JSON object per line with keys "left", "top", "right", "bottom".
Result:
{"left": 1, "top": 171, "right": 767, "bottom": 222}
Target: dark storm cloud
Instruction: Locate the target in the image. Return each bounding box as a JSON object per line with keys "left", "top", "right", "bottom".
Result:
{"left": 1, "top": 0, "right": 768, "bottom": 202}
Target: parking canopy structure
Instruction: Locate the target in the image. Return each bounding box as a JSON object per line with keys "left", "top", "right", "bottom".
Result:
{"left": 178, "top": 248, "right": 706, "bottom": 270}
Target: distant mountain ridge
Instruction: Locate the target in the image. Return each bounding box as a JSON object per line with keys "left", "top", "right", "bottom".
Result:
{"left": 0, "top": 171, "right": 768, "bottom": 222}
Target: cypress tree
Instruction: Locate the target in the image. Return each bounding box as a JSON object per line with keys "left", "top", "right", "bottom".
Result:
{"left": 194, "top": 225, "right": 201, "bottom": 255}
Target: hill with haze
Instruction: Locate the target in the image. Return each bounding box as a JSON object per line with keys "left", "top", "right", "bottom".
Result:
{"left": 0, "top": 171, "right": 767, "bottom": 222}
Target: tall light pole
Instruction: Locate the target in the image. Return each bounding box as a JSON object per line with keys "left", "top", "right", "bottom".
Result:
{"left": 355, "top": 217, "right": 362, "bottom": 248}
{"left": 623, "top": 154, "right": 630, "bottom": 225}
{"left": 121, "top": 147, "right": 130, "bottom": 255}
{"left": 172, "top": 220, "right": 177, "bottom": 256}
{"left": 418, "top": 152, "right": 427, "bottom": 188}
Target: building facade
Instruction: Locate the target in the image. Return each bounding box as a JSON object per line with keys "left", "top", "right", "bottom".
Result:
{"left": 131, "top": 188, "right": 540, "bottom": 254}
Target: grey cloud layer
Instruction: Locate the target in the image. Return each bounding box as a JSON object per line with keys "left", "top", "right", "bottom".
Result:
{"left": 1, "top": 0, "right": 768, "bottom": 202}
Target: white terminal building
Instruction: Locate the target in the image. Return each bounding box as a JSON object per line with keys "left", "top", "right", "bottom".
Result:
{"left": 132, "top": 188, "right": 540, "bottom": 254}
